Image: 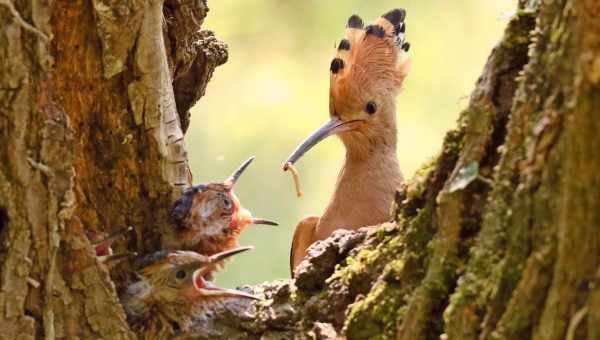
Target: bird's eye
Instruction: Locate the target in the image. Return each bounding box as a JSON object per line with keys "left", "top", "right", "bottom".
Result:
{"left": 221, "top": 195, "right": 232, "bottom": 210}
{"left": 366, "top": 101, "right": 377, "bottom": 115}
{"left": 175, "top": 270, "right": 186, "bottom": 279}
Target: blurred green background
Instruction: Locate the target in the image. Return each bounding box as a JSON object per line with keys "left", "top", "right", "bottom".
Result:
{"left": 187, "top": 0, "right": 515, "bottom": 288}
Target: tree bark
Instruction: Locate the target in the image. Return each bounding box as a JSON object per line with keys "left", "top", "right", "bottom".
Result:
{"left": 0, "top": 0, "right": 598, "bottom": 339}
{"left": 0, "top": 0, "right": 225, "bottom": 338}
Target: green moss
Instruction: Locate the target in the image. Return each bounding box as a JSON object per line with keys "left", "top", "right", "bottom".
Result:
{"left": 415, "top": 155, "right": 439, "bottom": 179}
{"left": 406, "top": 155, "right": 438, "bottom": 201}
{"left": 443, "top": 129, "right": 464, "bottom": 157}
{"left": 444, "top": 272, "right": 483, "bottom": 323}
{"left": 345, "top": 277, "right": 404, "bottom": 339}
{"left": 327, "top": 223, "right": 408, "bottom": 287}
{"left": 502, "top": 9, "right": 537, "bottom": 48}
{"left": 404, "top": 202, "right": 436, "bottom": 254}
{"left": 329, "top": 199, "right": 439, "bottom": 339}
{"left": 291, "top": 285, "right": 326, "bottom": 307}
{"left": 328, "top": 247, "right": 375, "bottom": 286}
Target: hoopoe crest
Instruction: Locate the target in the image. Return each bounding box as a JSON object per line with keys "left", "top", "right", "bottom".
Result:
{"left": 329, "top": 9, "right": 410, "bottom": 123}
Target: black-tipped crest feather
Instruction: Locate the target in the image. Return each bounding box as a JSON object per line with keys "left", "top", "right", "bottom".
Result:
{"left": 330, "top": 58, "right": 344, "bottom": 74}
{"left": 347, "top": 14, "right": 364, "bottom": 29}
{"left": 382, "top": 8, "right": 406, "bottom": 26}
{"left": 338, "top": 39, "right": 351, "bottom": 51}
{"left": 396, "top": 23, "right": 405, "bottom": 34}
{"left": 365, "top": 24, "right": 385, "bottom": 38}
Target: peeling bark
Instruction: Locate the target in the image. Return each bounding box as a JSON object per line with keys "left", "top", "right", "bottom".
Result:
{"left": 0, "top": 0, "right": 225, "bottom": 337}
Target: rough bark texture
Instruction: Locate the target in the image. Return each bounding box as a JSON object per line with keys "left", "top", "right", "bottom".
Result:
{"left": 1, "top": 0, "right": 599, "bottom": 339}
{"left": 0, "top": 0, "right": 225, "bottom": 338}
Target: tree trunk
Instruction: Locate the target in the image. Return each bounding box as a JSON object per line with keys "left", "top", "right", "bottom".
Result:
{"left": 0, "top": 0, "right": 225, "bottom": 338}
{"left": 1, "top": 0, "right": 598, "bottom": 340}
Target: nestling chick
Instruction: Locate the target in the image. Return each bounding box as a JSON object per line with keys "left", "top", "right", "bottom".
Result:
{"left": 120, "top": 246, "right": 258, "bottom": 334}
{"left": 284, "top": 9, "right": 411, "bottom": 272}
{"left": 88, "top": 225, "right": 136, "bottom": 266}
{"left": 163, "top": 156, "right": 278, "bottom": 255}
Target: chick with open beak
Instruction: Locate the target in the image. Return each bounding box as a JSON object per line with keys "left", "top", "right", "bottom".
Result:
{"left": 162, "top": 157, "right": 278, "bottom": 256}
{"left": 121, "top": 246, "right": 258, "bottom": 334}
{"left": 88, "top": 225, "right": 137, "bottom": 267}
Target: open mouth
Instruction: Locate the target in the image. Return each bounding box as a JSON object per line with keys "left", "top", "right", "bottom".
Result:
{"left": 192, "top": 270, "right": 259, "bottom": 300}
{"left": 183, "top": 246, "right": 260, "bottom": 300}
{"left": 193, "top": 271, "right": 209, "bottom": 290}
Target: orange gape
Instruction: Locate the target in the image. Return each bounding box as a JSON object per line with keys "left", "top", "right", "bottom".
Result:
{"left": 284, "top": 9, "right": 411, "bottom": 274}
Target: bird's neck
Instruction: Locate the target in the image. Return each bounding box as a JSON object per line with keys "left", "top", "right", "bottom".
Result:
{"left": 317, "top": 113, "right": 403, "bottom": 238}
{"left": 338, "top": 135, "right": 402, "bottom": 207}
{"left": 121, "top": 281, "right": 152, "bottom": 326}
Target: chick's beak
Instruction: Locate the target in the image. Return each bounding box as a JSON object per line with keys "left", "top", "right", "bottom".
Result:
{"left": 98, "top": 251, "right": 138, "bottom": 266}
{"left": 251, "top": 218, "right": 279, "bottom": 226}
{"left": 198, "top": 280, "right": 260, "bottom": 300}
{"left": 190, "top": 246, "right": 260, "bottom": 300}
{"left": 238, "top": 208, "right": 278, "bottom": 227}
{"left": 93, "top": 225, "right": 134, "bottom": 256}
{"left": 191, "top": 246, "right": 254, "bottom": 278}
{"left": 208, "top": 246, "right": 254, "bottom": 264}
{"left": 225, "top": 156, "right": 255, "bottom": 188}
{"left": 283, "top": 117, "right": 361, "bottom": 169}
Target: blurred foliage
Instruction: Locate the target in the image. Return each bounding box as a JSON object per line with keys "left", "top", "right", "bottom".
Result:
{"left": 188, "top": 0, "right": 515, "bottom": 287}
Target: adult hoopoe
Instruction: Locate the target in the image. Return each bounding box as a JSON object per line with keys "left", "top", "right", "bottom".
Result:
{"left": 120, "top": 246, "right": 258, "bottom": 334}
{"left": 163, "top": 157, "right": 278, "bottom": 256}
{"left": 284, "top": 9, "right": 411, "bottom": 273}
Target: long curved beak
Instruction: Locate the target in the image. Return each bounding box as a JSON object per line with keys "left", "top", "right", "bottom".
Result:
{"left": 283, "top": 117, "right": 359, "bottom": 170}
{"left": 226, "top": 156, "right": 255, "bottom": 187}
{"left": 251, "top": 218, "right": 278, "bottom": 226}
